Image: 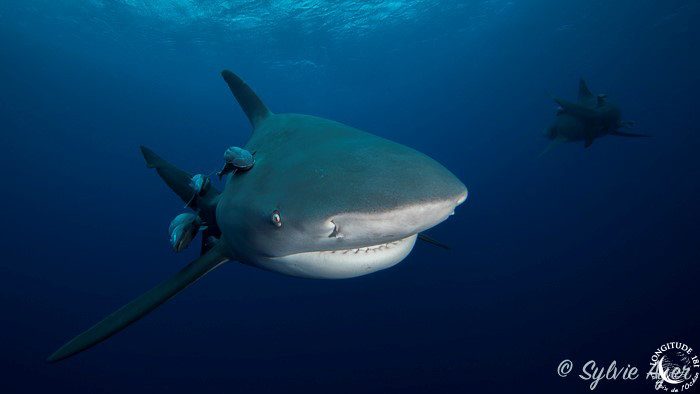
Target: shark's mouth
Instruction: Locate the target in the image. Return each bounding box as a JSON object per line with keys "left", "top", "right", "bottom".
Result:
{"left": 267, "top": 234, "right": 418, "bottom": 279}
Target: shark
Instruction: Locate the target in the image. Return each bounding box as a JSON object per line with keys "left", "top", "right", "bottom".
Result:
{"left": 47, "top": 69, "right": 467, "bottom": 362}
{"left": 543, "top": 78, "right": 647, "bottom": 153}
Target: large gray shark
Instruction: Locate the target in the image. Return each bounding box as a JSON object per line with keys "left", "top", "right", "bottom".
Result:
{"left": 543, "top": 79, "right": 647, "bottom": 152}
{"left": 47, "top": 70, "right": 467, "bottom": 362}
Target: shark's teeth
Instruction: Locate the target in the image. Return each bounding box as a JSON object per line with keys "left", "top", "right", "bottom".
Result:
{"left": 320, "top": 237, "right": 405, "bottom": 255}
{"left": 268, "top": 234, "right": 418, "bottom": 279}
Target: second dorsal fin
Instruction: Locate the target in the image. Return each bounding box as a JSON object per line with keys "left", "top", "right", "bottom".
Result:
{"left": 221, "top": 69, "right": 272, "bottom": 130}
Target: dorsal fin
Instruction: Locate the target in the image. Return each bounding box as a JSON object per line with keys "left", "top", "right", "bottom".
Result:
{"left": 221, "top": 70, "right": 271, "bottom": 130}
{"left": 578, "top": 78, "right": 593, "bottom": 103}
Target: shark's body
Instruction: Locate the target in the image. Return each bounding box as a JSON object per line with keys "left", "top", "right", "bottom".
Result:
{"left": 47, "top": 70, "right": 467, "bottom": 362}
{"left": 544, "top": 79, "right": 646, "bottom": 151}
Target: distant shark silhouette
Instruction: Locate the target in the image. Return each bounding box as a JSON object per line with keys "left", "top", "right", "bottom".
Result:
{"left": 542, "top": 79, "right": 647, "bottom": 154}
{"left": 47, "top": 70, "right": 467, "bottom": 362}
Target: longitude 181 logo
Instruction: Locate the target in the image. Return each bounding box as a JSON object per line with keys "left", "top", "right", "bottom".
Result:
{"left": 647, "top": 342, "right": 699, "bottom": 391}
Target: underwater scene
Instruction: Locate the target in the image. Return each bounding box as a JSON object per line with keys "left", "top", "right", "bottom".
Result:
{"left": 1, "top": 0, "right": 699, "bottom": 393}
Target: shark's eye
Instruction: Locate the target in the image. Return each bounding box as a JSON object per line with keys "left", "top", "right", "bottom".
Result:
{"left": 271, "top": 210, "right": 282, "bottom": 227}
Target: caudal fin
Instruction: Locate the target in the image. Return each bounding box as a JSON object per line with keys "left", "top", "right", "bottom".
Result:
{"left": 47, "top": 241, "right": 230, "bottom": 363}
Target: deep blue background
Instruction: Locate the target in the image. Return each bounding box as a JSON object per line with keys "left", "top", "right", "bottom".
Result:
{"left": 1, "top": 1, "right": 698, "bottom": 393}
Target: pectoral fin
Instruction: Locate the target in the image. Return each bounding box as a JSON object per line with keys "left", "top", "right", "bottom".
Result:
{"left": 47, "top": 241, "right": 231, "bottom": 363}
{"left": 538, "top": 137, "right": 566, "bottom": 157}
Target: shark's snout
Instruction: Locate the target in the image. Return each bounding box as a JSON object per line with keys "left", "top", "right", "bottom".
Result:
{"left": 330, "top": 187, "right": 466, "bottom": 241}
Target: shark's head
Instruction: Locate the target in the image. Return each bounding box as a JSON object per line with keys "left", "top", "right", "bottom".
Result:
{"left": 217, "top": 114, "right": 467, "bottom": 279}
{"left": 595, "top": 100, "right": 622, "bottom": 131}
{"left": 546, "top": 112, "right": 586, "bottom": 141}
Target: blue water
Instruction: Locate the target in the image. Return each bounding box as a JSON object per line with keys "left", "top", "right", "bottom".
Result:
{"left": 1, "top": 1, "right": 699, "bottom": 393}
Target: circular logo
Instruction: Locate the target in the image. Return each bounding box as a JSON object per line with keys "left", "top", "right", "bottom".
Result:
{"left": 649, "top": 342, "right": 698, "bottom": 391}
